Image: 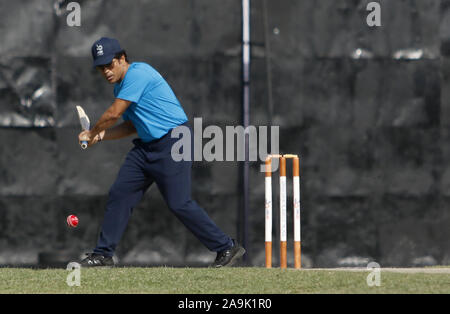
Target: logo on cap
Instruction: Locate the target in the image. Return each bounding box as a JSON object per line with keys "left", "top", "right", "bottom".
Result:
{"left": 96, "top": 44, "right": 104, "bottom": 56}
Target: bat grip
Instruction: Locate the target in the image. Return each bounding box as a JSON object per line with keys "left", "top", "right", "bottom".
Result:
{"left": 81, "top": 141, "right": 88, "bottom": 149}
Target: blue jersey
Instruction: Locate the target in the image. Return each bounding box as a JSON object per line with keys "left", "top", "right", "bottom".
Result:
{"left": 114, "top": 62, "right": 188, "bottom": 142}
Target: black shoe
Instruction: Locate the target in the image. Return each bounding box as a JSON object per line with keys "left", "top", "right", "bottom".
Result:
{"left": 210, "top": 241, "right": 246, "bottom": 268}
{"left": 80, "top": 253, "right": 115, "bottom": 268}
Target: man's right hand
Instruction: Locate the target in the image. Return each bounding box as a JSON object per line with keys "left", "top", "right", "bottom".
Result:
{"left": 79, "top": 130, "right": 104, "bottom": 147}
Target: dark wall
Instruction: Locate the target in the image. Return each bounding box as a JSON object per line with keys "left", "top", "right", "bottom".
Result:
{"left": 251, "top": 0, "right": 449, "bottom": 267}
{"left": 0, "top": 0, "right": 448, "bottom": 267}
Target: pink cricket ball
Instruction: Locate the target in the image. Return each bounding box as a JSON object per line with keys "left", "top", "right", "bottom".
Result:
{"left": 67, "top": 215, "right": 79, "bottom": 228}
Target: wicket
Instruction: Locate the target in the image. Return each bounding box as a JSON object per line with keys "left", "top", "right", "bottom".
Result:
{"left": 265, "top": 154, "right": 301, "bottom": 269}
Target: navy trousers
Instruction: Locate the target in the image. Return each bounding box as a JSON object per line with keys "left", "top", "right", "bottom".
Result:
{"left": 93, "top": 124, "right": 233, "bottom": 257}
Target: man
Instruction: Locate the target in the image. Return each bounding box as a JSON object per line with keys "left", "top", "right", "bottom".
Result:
{"left": 78, "top": 37, "right": 245, "bottom": 267}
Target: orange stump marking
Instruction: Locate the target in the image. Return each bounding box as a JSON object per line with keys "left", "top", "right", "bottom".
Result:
{"left": 265, "top": 154, "right": 302, "bottom": 269}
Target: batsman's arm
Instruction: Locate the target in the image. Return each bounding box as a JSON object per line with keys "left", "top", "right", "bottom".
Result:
{"left": 89, "top": 98, "right": 131, "bottom": 138}
{"left": 83, "top": 121, "right": 136, "bottom": 147}
{"left": 101, "top": 120, "right": 137, "bottom": 141}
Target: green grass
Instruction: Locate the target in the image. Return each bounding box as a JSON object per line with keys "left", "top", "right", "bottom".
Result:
{"left": 0, "top": 267, "right": 449, "bottom": 294}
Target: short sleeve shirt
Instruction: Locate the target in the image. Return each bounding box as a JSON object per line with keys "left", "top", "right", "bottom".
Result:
{"left": 114, "top": 62, "right": 188, "bottom": 142}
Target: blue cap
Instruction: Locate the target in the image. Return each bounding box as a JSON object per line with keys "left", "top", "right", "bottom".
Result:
{"left": 91, "top": 37, "right": 123, "bottom": 67}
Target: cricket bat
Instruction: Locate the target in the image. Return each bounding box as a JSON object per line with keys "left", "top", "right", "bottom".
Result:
{"left": 76, "top": 106, "right": 90, "bottom": 149}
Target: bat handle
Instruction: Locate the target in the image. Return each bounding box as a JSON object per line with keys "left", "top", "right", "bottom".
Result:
{"left": 81, "top": 141, "right": 88, "bottom": 149}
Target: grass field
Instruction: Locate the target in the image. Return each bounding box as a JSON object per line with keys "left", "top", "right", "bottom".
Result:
{"left": 0, "top": 267, "right": 449, "bottom": 294}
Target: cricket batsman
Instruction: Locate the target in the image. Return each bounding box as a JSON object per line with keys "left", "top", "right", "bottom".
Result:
{"left": 78, "top": 37, "right": 245, "bottom": 267}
